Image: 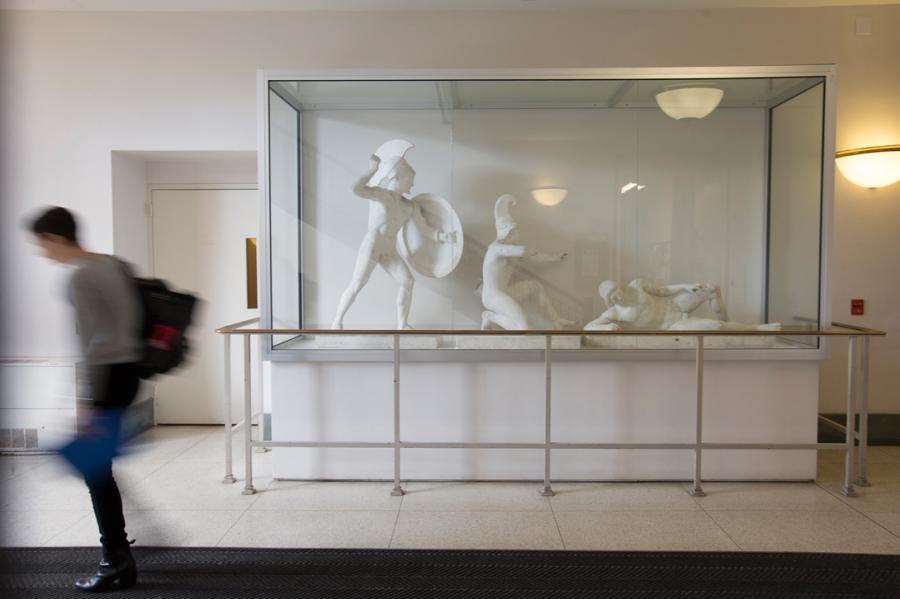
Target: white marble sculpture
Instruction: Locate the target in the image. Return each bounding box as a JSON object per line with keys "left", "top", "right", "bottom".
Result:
{"left": 585, "top": 278, "right": 780, "bottom": 332}
{"left": 331, "top": 139, "right": 462, "bottom": 330}
{"left": 480, "top": 194, "right": 574, "bottom": 330}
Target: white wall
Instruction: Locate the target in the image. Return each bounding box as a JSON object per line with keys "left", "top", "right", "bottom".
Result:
{"left": 111, "top": 153, "right": 151, "bottom": 275}
{"left": 145, "top": 154, "right": 257, "bottom": 187}
{"left": 1, "top": 6, "right": 898, "bottom": 413}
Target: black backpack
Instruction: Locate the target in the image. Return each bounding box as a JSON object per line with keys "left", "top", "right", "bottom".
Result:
{"left": 118, "top": 260, "right": 198, "bottom": 379}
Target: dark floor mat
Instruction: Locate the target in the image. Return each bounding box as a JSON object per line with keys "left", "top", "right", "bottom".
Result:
{"left": 1, "top": 547, "right": 898, "bottom": 598}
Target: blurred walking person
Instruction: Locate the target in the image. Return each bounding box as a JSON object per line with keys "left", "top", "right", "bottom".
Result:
{"left": 28, "top": 206, "right": 141, "bottom": 592}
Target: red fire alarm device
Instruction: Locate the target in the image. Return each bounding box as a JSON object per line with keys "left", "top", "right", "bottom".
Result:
{"left": 851, "top": 299, "right": 865, "bottom": 315}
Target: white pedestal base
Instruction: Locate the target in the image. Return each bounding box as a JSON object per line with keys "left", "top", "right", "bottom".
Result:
{"left": 270, "top": 359, "right": 819, "bottom": 481}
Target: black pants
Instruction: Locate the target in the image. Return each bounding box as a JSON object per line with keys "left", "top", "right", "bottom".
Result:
{"left": 84, "top": 363, "right": 140, "bottom": 552}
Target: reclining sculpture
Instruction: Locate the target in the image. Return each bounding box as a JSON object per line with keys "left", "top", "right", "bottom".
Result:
{"left": 585, "top": 278, "right": 780, "bottom": 332}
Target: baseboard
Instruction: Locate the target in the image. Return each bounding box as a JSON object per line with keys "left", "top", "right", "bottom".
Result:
{"left": 818, "top": 413, "right": 900, "bottom": 445}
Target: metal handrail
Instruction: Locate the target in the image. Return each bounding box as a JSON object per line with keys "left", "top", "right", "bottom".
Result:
{"left": 216, "top": 322, "right": 885, "bottom": 337}
{"left": 216, "top": 317, "right": 881, "bottom": 499}
{"left": 219, "top": 316, "right": 261, "bottom": 331}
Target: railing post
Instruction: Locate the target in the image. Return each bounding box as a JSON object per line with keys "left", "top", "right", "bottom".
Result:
{"left": 841, "top": 336, "right": 858, "bottom": 497}
{"left": 391, "top": 334, "right": 404, "bottom": 496}
{"left": 541, "top": 335, "right": 555, "bottom": 497}
{"left": 255, "top": 335, "right": 269, "bottom": 453}
{"left": 222, "top": 334, "right": 235, "bottom": 484}
{"left": 689, "top": 336, "right": 706, "bottom": 497}
{"left": 856, "top": 336, "right": 871, "bottom": 487}
{"left": 242, "top": 333, "right": 256, "bottom": 495}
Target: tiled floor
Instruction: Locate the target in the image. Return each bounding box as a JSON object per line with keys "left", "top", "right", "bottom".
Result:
{"left": 2, "top": 426, "right": 899, "bottom": 553}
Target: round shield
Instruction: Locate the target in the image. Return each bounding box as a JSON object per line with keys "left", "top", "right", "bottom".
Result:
{"left": 399, "top": 193, "right": 464, "bottom": 279}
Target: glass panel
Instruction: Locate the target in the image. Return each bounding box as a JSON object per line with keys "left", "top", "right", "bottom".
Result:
{"left": 268, "top": 89, "right": 301, "bottom": 346}
{"left": 267, "top": 76, "right": 826, "bottom": 351}
{"left": 767, "top": 82, "right": 824, "bottom": 345}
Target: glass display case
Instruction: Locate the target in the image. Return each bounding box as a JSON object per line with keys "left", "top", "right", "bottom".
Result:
{"left": 258, "top": 68, "right": 834, "bottom": 355}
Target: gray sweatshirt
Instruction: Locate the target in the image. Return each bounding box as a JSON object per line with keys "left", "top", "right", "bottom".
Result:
{"left": 67, "top": 254, "right": 143, "bottom": 365}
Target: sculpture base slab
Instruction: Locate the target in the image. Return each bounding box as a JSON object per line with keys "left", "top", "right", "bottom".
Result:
{"left": 583, "top": 335, "right": 779, "bottom": 349}
{"left": 455, "top": 335, "right": 581, "bottom": 350}
{"left": 315, "top": 335, "right": 439, "bottom": 349}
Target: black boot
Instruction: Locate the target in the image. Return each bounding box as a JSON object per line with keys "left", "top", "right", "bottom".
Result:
{"left": 74, "top": 546, "right": 137, "bottom": 592}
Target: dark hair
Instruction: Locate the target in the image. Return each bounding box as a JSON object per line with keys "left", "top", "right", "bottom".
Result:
{"left": 29, "top": 206, "right": 78, "bottom": 243}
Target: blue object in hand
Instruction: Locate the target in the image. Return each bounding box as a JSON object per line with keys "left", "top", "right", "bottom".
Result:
{"left": 58, "top": 409, "right": 124, "bottom": 485}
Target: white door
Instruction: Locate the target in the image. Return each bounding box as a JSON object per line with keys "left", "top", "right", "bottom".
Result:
{"left": 151, "top": 188, "right": 259, "bottom": 424}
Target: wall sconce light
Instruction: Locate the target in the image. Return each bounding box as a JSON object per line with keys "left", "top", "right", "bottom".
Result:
{"left": 835, "top": 145, "right": 900, "bottom": 189}
{"left": 531, "top": 187, "right": 568, "bottom": 207}
{"left": 655, "top": 86, "right": 724, "bottom": 120}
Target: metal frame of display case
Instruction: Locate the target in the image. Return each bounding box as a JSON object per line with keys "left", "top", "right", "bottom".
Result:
{"left": 217, "top": 321, "right": 882, "bottom": 500}
{"left": 256, "top": 66, "right": 838, "bottom": 363}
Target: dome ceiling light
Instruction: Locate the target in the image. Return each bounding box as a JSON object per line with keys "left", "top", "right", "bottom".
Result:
{"left": 531, "top": 187, "right": 568, "bottom": 207}
{"left": 655, "top": 85, "right": 724, "bottom": 120}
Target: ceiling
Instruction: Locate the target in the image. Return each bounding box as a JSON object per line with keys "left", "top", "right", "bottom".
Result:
{"left": 2, "top": 0, "right": 898, "bottom": 11}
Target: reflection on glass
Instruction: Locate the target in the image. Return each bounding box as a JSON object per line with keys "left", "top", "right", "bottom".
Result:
{"left": 531, "top": 187, "right": 569, "bottom": 207}
{"left": 767, "top": 82, "right": 824, "bottom": 344}
{"left": 268, "top": 89, "right": 301, "bottom": 346}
